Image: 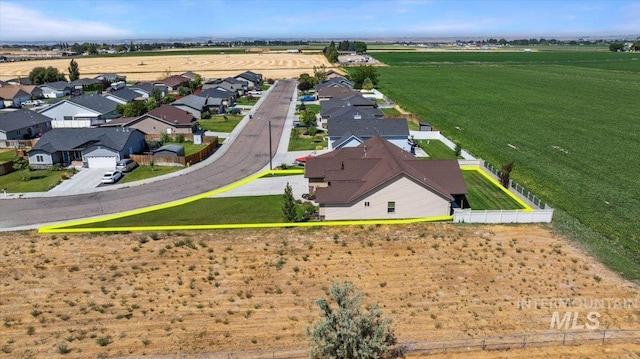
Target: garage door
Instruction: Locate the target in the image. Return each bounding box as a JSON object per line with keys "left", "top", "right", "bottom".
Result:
{"left": 86, "top": 156, "right": 117, "bottom": 168}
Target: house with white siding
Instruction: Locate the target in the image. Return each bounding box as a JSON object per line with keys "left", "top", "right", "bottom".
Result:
{"left": 38, "top": 94, "right": 121, "bottom": 128}
{"left": 38, "top": 81, "right": 73, "bottom": 98}
{"left": 304, "top": 136, "right": 467, "bottom": 220}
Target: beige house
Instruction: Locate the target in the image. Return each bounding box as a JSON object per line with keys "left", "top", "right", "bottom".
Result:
{"left": 305, "top": 136, "right": 467, "bottom": 220}
{"left": 101, "top": 105, "right": 197, "bottom": 135}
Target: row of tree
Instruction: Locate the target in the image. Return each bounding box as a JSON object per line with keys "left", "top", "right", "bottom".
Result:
{"left": 322, "top": 40, "right": 368, "bottom": 63}
{"left": 609, "top": 41, "right": 640, "bottom": 52}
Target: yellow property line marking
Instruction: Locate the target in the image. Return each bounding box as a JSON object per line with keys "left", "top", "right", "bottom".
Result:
{"left": 39, "top": 216, "right": 453, "bottom": 233}
{"left": 39, "top": 166, "right": 530, "bottom": 233}
{"left": 460, "top": 166, "right": 532, "bottom": 212}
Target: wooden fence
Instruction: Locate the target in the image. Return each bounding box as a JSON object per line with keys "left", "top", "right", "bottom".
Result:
{"left": 130, "top": 137, "right": 218, "bottom": 167}
{"left": 0, "top": 161, "right": 15, "bottom": 176}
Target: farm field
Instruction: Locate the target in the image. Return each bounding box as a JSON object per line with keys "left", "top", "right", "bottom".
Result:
{"left": 368, "top": 51, "right": 640, "bottom": 280}
{"left": 0, "top": 52, "right": 334, "bottom": 82}
{"left": 0, "top": 224, "right": 638, "bottom": 358}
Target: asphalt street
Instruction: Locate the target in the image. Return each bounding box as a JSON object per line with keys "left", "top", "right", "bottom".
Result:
{"left": 0, "top": 79, "right": 297, "bottom": 230}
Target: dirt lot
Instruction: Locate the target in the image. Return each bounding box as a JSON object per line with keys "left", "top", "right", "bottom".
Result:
{"left": 0, "top": 224, "right": 638, "bottom": 358}
{"left": 0, "top": 53, "right": 334, "bottom": 82}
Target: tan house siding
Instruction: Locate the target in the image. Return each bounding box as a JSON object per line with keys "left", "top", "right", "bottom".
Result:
{"left": 321, "top": 176, "right": 450, "bottom": 220}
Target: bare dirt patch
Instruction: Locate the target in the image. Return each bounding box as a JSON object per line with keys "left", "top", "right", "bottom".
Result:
{"left": 0, "top": 53, "right": 334, "bottom": 82}
{"left": 0, "top": 224, "right": 638, "bottom": 358}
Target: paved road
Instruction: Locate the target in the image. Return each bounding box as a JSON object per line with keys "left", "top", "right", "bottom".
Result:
{"left": 0, "top": 79, "right": 297, "bottom": 229}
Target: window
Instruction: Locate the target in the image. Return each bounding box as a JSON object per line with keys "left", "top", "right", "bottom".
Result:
{"left": 36, "top": 155, "right": 44, "bottom": 162}
{"left": 364, "top": 202, "right": 370, "bottom": 207}
{"left": 63, "top": 116, "right": 73, "bottom": 121}
{"left": 387, "top": 201, "right": 396, "bottom": 213}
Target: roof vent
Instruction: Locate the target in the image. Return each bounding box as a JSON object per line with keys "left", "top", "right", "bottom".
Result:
{"left": 353, "top": 113, "right": 361, "bottom": 120}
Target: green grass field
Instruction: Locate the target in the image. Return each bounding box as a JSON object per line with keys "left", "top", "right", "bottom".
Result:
{"left": 0, "top": 149, "right": 18, "bottom": 163}
{"left": 366, "top": 51, "right": 640, "bottom": 279}
{"left": 120, "top": 165, "right": 183, "bottom": 184}
{"left": 418, "top": 140, "right": 458, "bottom": 159}
{"left": 462, "top": 171, "right": 524, "bottom": 210}
{"left": 0, "top": 169, "right": 64, "bottom": 192}
{"left": 288, "top": 128, "right": 326, "bottom": 151}
{"left": 198, "top": 114, "right": 243, "bottom": 132}
{"left": 72, "top": 195, "right": 284, "bottom": 228}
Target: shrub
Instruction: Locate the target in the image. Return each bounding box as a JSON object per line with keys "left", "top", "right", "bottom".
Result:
{"left": 96, "top": 335, "right": 112, "bottom": 347}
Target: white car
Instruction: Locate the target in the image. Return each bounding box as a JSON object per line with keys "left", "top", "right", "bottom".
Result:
{"left": 21, "top": 100, "right": 39, "bottom": 107}
{"left": 101, "top": 170, "right": 123, "bottom": 184}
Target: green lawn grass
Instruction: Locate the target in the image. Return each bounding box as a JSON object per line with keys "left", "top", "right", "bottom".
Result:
{"left": 71, "top": 195, "right": 284, "bottom": 228}
{"left": 381, "top": 107, "right": 402, "bottom": 115}
{"left": 418, "top": 140, "right": 457, "bottom": 159}
{"left": 0, "top": 169, "right": 65, "bottom": 192}
{"left": 120, "top": 165, "right": 183, "bottom": 184}
{"left": 198, "top": 114, "right": 243, "bottom": 132}
{"left": 298, "top": 104, "right": 320, "bottom": 113}
{"left": 288, "top": 128, "right": 326, "bottom": 151}
{"left": 462, "top": 171, "right": 524, "bottom": 210}
{"left": 236, "top": 96, "right": 259, "bottom": 105}
{"left": 0, "top": 149, "right": 18, "bottom": 163}
{"left": 162, "top": 141, "right": 207, "bottom": 156}
{"left": 364, "top": 51, "right": 640, "bottom": 279}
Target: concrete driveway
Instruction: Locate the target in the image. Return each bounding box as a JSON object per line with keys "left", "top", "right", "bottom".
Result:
{"left": 48, "top": 168, "right": 106, "bottom": 195}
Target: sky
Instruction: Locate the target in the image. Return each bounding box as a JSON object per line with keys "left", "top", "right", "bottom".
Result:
{"left": 0, "top": 0, "right": 639, "bottom": 42}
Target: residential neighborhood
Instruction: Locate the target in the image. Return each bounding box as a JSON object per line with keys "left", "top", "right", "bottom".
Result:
{"left": 1, "top": 1, "right": 639, "bottom": 358}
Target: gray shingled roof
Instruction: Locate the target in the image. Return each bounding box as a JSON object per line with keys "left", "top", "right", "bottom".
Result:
{"left": 0, "top": 109, "right": 51, "bottom": 133}
{"left": 323, "top": 106, "right": 383, "bottom": 122}
{"left": 106, "top": 88, "right": 141, "bottom": 102}
{"left": 70, "top": 78, "right": 102, "bottom": 87}
{"left": 315, "top": 77, "right": 354, "bottom": 91}
{"left": 172, "top": 94, "right": 206, "bottom": 110}
{"left": 198, "top": 87, "right": 234, "bottom": 99}
{"left": 69, "top": 94, "right": 119, "bottom": 114}
{"left": 39, "top": 81, "right": 71, "bottom": 90}
{"left": 328, "top": 116, "right": 409, "bottom": 139}
{"left": 32, "top": 128, "right": 141, "bottom": 153}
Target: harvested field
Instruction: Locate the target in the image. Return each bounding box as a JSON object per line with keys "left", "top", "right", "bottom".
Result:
{"left": 0, "top": 224, "right": 638, "bottom": 358}
{"left": 0, "top": 53, "right": 335, "bottom": 82}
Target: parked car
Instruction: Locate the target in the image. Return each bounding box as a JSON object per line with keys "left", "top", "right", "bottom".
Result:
{"left": 115, "top": 159, "right": 137, "bottom": 172}
{"left": 21, "top": 100, "right": 43, "bottom": 107}
{"left": 299, "top": 95, "right": 316, "bottom": 102}
{"left": 101, "top": 170, "right": 123, "bottom": 184}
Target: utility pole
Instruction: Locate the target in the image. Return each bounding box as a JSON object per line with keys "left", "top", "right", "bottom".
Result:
{"left": 268, "top": 120, "right": 273, "bottom": 170}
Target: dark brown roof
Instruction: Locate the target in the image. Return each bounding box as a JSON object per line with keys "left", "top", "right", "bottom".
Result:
{"left": 317, "top": 87, "right": 358, "bottom": 99}
{"left": 160, "top": 75, "right": 190, "bottom": 88}
{"left": 305, "top": 136, "right": 466, "bottom": 204}
{"left": 148, "top": 105, "right": 195, "bottom": 125}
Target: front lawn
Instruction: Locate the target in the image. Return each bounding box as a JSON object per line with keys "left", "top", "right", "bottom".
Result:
{"left": 235, "top": 96, "right": 259, "bottom": 106}
{"left": 0, "top": 169, "right": 68, "bottom": 193}
{"left": 120, "top": 165, "right": 183, "bottom": 184}
{"left": 462, "top": 170, "right": 524, "bottom": 210}
{"left": 288, "top": 128, "right": 326, "bottom": 151}
{"left": 163, "top": 141, "right": 207, "bottom": 156}
{"left": 198, "top": 114, "right": 243, "bottom": 133}
{"left": 418, "top": 140, "right": 458, "bottom": 159}
{"left": 0, "top": 149, "right": 18, "bottom": 163}
{"left": 71, "top": 195, "right": 284, "bottom": 228}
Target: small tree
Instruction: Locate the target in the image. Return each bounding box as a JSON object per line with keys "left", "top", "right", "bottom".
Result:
{"left": 362, "top": 77, "right": 374, "bottom": 91}
{"left": 68, "top": 59, "right": 80, "bottom": 81}
{"left": 308, "top": 282, "right": 397, "bottom": 359}
{"left": 282, "top": 182, "right": 297, "bottom": 222}
{"left": 160, "top": 132, "right": 171, "bottom": 144}
{"left": 13, "top": 157, "right": 31, "bottom": 181}
{"left": 454, "top": 142, "right": 462, "bottom": 157}
{"left": 499, "top": 160, "right": 515, "bottom": 188}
